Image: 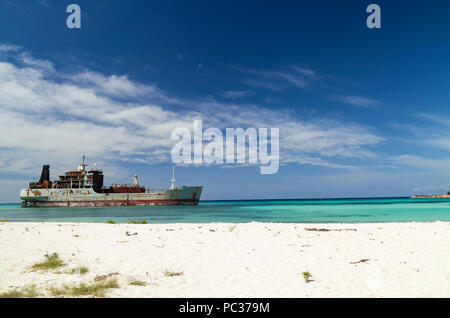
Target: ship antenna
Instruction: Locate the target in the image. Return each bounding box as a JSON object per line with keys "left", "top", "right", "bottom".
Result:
{"left": 171, "top": 166, "right": 176, "bottom": 190}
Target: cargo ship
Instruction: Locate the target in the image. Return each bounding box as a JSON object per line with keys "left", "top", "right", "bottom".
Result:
{"left": 20, "top": 158, "right": 202, "bottom": 208}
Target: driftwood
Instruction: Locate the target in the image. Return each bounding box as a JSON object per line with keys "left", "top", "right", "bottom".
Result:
{"left": 94, "top": 272, "right": 119, "bottom": 282}
{"left": 350, "top": 259, "right": 370, "bottom": 264}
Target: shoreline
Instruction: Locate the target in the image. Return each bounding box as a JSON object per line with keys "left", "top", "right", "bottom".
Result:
{"left": 1, "top": 221, "right": 449, "bottom": 297}
{"left": 411, "top": 195, "right": 450, "bottom": 198}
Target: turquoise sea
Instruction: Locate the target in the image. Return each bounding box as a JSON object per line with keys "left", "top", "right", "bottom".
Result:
{"left": 1, "top": 197, "right": 450, "bottom": 223}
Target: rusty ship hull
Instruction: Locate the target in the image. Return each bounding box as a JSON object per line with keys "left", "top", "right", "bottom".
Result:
{"left": 20, "top": 187, "right": 202, "bottom": 208}
{"left": 20, "top": 160, "right": 202, "bottom": 208}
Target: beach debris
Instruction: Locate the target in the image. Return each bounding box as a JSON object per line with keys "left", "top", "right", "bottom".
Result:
{"left": 94, "top": 272, "right": 119, "bottom": 282}
{"left": 302, "top": 271, "right": 313, "bottom": 283}
{"left": 153, "top": 244, "right": 165, "bottom": 248}
{"left": 125, "top": 231, "right": 138, "bottom": 236}
{"left": 229, "top": 225, "right": 237, "bottom": 232}
{"left": 349, "top": 259, "right": 370, "bottom": 264}
{"left": 163, "top": 269, "right": 184, "bottom": 277}
{"left": 305, "top": 228, "right": 357, "bottom": 232}
{"left": 129, "top": 280, "right": 146, "bottom": 286}
{"left": 127, "top": 220, "right": 148, "bottom": 224}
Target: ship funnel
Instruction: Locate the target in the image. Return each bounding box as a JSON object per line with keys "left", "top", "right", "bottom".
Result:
{"left": 134, "top": 173, "right": 138, "bottom": 186}
{"left": 39, "top": 165, "right": 50, "bottom": 183}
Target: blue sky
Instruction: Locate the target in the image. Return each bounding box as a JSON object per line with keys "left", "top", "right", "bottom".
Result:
{"left": 1, "top": 0, "right": 450, "bottom": 201}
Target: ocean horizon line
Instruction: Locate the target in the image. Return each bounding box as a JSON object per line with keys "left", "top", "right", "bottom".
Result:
{"left": 0, "top": 196, "right": 414, "bottom": 205}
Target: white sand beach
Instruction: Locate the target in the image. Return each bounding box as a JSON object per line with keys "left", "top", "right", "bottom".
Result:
{"left": 0, "top": 221, "right": 449, "bottom": 298}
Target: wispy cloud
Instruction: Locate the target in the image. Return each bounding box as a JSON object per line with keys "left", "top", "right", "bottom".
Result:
{"left": 329, "top": 94, "right": 379, "bottom": 107}
{"left": 416, "top": 113, "right": 450, "bottom": 127}
{"left": 221, "top": 90, "right": 248, "bottom": 100}
{"left": 235, "top": 65, "right": 318, "bottom": 91}
{"left": 0, "top": 44, "right": 21, "bottom": 54}
{"left": 17, "top": 52, "right": 55, "bottom": 73}
{"left": 0, "top": 44, "right": 384, "bottom": 177}
{"left": 37, "top": 0, "right": 49, "bottom": 8}
{"left": 393, "top": 155, "right": 450, "bottom": 172}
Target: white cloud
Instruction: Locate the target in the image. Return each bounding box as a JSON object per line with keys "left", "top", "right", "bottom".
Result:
{"left": 236, "top": 65, "right": 318, "bottom": 91}
{"left": 17, "top": 52, "right": 55, "bottom": 73}
{"left": 221, "top": 90, "right": 248, "bottom": 100}
{"left": 0, "top": 44, "right": 21, "bottom": 53}
{"left": 329, "top": 95, "right": 379, "bottom": 107}
{"left": 0, "top": 45, "right": 384, "bottom": 178}
{"left": 416, "top": 113, "right": 450, "bottom": 127}
{"left": 393, "top": 155, "right": 450, "bottom": 171}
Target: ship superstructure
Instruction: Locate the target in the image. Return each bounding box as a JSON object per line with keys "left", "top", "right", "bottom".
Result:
{"left": 20, "top": 158, "right": 202, "bottom": 208}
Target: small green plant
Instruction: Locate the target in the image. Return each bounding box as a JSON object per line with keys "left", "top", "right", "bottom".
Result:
{"left": 129, "top": 280, "right": 146, "bottom": 286}
{"left": 71, "top": 279, "right": 119, "bottom": 297}
{"left": 0, "top": 285, "right": 39, "bottom": 298}
{"left": 0, "top": 219, "right": 8, "bottom": 222}
{"left": 106, "top": 220, "right": 115, "bottom": 224}
{"left": 48, "top": 285, "right": 70, "bottom": 297}
{"left": 0, "top": 289, "right": 23, "bottom": 298}
{"left": 302, "top": 271, "right": 313, "bottom": 283}
{"left": 49, "top": 279, "right": 119, "bottom": 297}
{"left": 229, "top": 225, "right": 236, "bottom": 232}
{"left": 25, "top": 227, "right": 29, "bottom": 232}
{"left": 32, "top": 253, "right": 64, "bottom": 271}
{"left": 70, "top": 266, "right": 89, "bottom": 275}
{"left": 163, "top": 270, "right": 184, "bottom": 277}
{"left": 127, "top": 220, "right": 148, "bottom": 224}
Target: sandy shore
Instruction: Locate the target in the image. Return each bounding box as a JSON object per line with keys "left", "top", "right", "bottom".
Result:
{"left": 0, "top": 221, "right": 449, "bottom": 297}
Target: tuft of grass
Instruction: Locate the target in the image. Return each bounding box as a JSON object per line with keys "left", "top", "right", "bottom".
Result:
{"left": 127, "top": 220, "right": 148, "bottom": 224}
{"left": 0, "top": 285, "right": 39, "bottom": 298}
{"left": 32, "top": 253, "right": 64, "bottom": 271}
{"left": 229, "top": 225, "right": 236, "bottom": 232}
{"left": 49, "top": 279, "right": 119, "bottom": 297}
{"left": 106, "top": 220, "right": 115, "bottom": 224}
{"left": 129, "top": 280, "right": 146, "bottom": 286}
{"left": 25, "top": 227, "right": 29, "bottom": 232}
{"left": 163, "top": 269, "right": 184, "bottom": 277}
{"left": 302, "top": 271, "right": 313, "bottom": 283}
{"left": 48, "top": 285, "right": 70, "bottom": 297}
{"left": 0, "top": 219, "right": 8, "bottom": 222}
{"left": 69, "top": 266, "right": 89, "bottom": 275}
{"left": 71, "top": 279, "right": 119, "bottom": 297}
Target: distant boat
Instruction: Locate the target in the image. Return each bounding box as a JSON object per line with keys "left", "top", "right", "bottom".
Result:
{"left": 20, "top": 157, "right": 202, "bottom": 208}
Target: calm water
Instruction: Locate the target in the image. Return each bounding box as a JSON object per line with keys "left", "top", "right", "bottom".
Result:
{"left": 1, "top": 197, "right": 450, "bottom": 223}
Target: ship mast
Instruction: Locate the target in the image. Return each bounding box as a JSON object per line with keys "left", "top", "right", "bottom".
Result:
{"left": 77, "top": 155, "right": 88, "bottom": 172}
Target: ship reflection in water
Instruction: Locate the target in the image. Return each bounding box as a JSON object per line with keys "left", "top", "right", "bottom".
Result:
{"left": 20, "top": 157, "right": 202, "bottom": 208}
